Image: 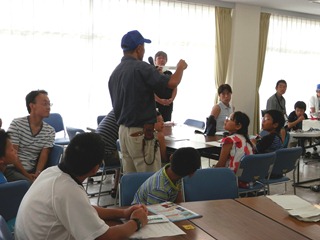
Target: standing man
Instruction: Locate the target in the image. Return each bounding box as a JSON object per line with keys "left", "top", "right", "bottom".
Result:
{"left": 4, "top": 90, "right": 55, "bottom": 184}
{"left": 266, "top": 79, "right": 287, "bottom": 117}
{"left": 109, "top": 30, "right": 188, "bottom": 174}
{"left": 154, "top": 51, "right": 177, "bottom": 122}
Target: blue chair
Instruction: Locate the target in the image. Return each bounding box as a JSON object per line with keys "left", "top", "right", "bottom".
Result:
{"left": 183, "top": 168, "right": 238, "bottom": 202}
{"left": 66, "top": 127, "right": 85, "bottom": 140}
{"left": 184, "top": 119, "right": 205, "bottom": 129}
{"left": 46, "top": 144, "right": 64, "bottom": 168}
{"left": 43, "top": 113, "right": 69, "bottom": 145}
{"left": 236, "top": 152, "right": 276, "bottom": 196}
{"left": 119, "top": 172, "right": 153, "bottom": 206}
{"left": 0, "top": 215, "right": 13, "bottom": 240}
{"left": 0, "top": 180, "right": 30, "bottom": 233}
{"left": 97, "top": 115, "right": 106, "bottom": 125}
{"left": 262, "top": 147, "right": 302, "bottom": 195}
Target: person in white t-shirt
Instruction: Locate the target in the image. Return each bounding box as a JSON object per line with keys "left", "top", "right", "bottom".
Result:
{"left": 309, "top": 84, "right": 320, "bottom": 117}
{"left": 15, "top": 132, "right": 148, "bottom": 240}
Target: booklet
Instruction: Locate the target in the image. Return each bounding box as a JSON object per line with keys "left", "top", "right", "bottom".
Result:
{"left": 147, "top": 202, "right": 202, "bottom": 222}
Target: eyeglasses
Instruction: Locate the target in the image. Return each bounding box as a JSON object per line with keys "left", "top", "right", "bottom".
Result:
{"left": 34, "top": 102, "right": 53, "bottom": 107}
{"left": 225, "top": 116, "right": 234, "bottom": 121}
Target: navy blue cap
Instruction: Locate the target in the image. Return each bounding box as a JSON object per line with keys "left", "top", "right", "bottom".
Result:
{"left": 121, "top": 30, "right": 151, "bottom": 51}
{"left": 317, "top": 84, "right": 320, "bottom": 90}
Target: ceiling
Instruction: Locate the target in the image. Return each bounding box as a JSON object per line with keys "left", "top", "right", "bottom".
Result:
{"left": 219, "top": 0, "right": 320, "bottom": 16}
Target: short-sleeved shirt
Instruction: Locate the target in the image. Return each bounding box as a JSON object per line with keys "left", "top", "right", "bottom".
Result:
{"left": 266, "top": 94, "right": 286, "bottom": 115}
{"left": 309, "top": 95, "right": 320, "bottom": 113}
{"left": 15, "top": 166, "right": 109, "bottom": 240}
{"left": 8, "top": 117, "right": 55, "bottom": 171}
{"left": 216, "top": 102, "right": 233, "bottom": 132}
{"left": 109, "top": 55, "right": 170, "bottom": 127}
{"left": 221, "top": 134, "right": 253, "bottom": 173}
{"left": 96, "top": 110, "right": 120, "bottom": 166}
{"left": 287, "top": 111, "right": 308, "bottom": 131}
{"left": 132, "top": 164, "right": 181, "bottom": 205}
{"left": 96, "top": 110, "right": 119, "bottom": 153}
{"left": 256, "top": 132, "right": 283, "bottom": 153}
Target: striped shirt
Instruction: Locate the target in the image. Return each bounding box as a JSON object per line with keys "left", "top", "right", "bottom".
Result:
{"left": 8, "top": 116, "right": 55, "bottom": 171}
{"left": 132, "top": 164, "right": 181, "bottom": 205}
{"left": 96, "top": 110, "right": 119, "bottom": 152}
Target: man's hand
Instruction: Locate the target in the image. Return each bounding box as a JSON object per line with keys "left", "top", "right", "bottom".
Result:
{"left": 124, "top": 204, "right": 148, "bottom": 219}
{"left": 130, "top": 207, "right": 148, "bottom": 228}
{"left": 176, "top": 59, "right": 188, "bottom": 70}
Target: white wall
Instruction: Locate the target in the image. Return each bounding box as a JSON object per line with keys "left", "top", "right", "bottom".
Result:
{"left": 228, "top": 4, "right": 261, "bottom": 134}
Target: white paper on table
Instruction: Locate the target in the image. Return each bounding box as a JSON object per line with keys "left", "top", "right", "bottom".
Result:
{"left": 267, "top": 195, "right": 311, "bottom": 210}
{"left": 129, "top": 221, "right": 186, "bottom": 239}
{"left": 288, "top": 204, "right": 320, "bottom": 218}
{"left": 205, "top": 141, "right": 222, "bottom": 147}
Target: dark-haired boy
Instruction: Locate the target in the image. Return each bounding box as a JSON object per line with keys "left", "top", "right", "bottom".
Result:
{"left": 0, "top": 130, "right": 18, "bottom": 183}
{"left": 254, "top": 110, "right": 285, "bottom": 153}
{"left": 15, "top": 132, "right": 148, "bottom": 239}
{"left": 132, "top": 147, "right": 201, "bottom": 205}
{"left": 287, "top": 101, "right": 308, "bottom": 131}
{"left": 4, "top": 90, "right": 55, "bottom": 183}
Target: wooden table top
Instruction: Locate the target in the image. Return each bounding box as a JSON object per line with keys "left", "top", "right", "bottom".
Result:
{"left": 180, "top": 199, "right": 310, "bottom": 240}
{"left": 236, "top": 196, "right": 320, "bottom": 240}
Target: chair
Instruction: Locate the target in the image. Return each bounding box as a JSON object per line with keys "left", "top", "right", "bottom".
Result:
{"left": 262, "top": 147, "right": 302, "bottom": 195}
{"left": 66, "top": 127, "right": 85, "bottom": 140}
{"left": 183, "top": 168, "right": 238, "bottom": 202}
{"left": 184, "top": 119, "right": 205, "bottom": 129}
{"left": 0, "top": 215, "right": 13, "bottom": 240}
{"left": 119, "top": 172, "right": 153, "bottom": 206}
{"left": 46, "top": 144, "right": 64, "bottom": 168}
{"left": 0, "top": 180, "right": 30, "bottom": 233}
{"left": 43, "top": 113, "right": 69, "bottom": 145}
{"left": 236, "top": 152, "right": 276, "bottom": 196}
{"left": 97, "top": 115, "right": 106, "bottom": 125}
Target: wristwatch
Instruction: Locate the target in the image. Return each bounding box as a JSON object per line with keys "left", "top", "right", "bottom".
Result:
{"left": 131, "top": 218, "right": 142, "bottom": 231}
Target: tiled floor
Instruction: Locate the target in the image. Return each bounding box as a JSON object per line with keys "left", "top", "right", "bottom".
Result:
{"left": 87, "top": 155, "right": 320, "bottom": 207}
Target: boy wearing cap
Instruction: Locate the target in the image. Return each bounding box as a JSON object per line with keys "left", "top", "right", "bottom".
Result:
{"left": 154, "top": 51, "right": 177, "bottom": 122}
{"left": 109, "top": 30, "right": 188, "bottom": 174}
{"left": 309, "top": 84, "right": 320, "bottom": 116}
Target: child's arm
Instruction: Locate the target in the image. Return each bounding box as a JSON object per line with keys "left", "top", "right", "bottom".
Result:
{"left": 215, "top": 143, "right": 233, "bottom": 168}
{"left": 287, "top": 115, "right": 305, "bottom": 129}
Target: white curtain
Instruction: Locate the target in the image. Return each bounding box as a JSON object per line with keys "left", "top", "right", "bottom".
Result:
{"left": 0, "top": 0, "right": 215, "bottom": 130}
{"left": 260, "top": 14, "right": 320, "bottom": 117}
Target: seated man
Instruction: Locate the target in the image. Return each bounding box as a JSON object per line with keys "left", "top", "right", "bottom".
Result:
{"left": 4, "top": 90, "right": 55, "bottom": 184}
{"left": 132, "top": 147, "right": 201, "bottom": 205}
{"left": 96, "top": 109, "right": 120, "bottom": 197}
{"left": 15, "top": 132, "right": 148, "bottom": 239}
{"left": 0, "top": 130, "right": 18, "bottom": 183}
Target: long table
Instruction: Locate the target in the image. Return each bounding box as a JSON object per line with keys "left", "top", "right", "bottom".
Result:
{"left": 163, "top": 124, "right": 222, "bottom": 158}
{"left": 106, "top": 197, "right": 319, "bottom": 239}
{"left": 289, "top": 131, "right": 320, "bottom": 186}
{"left": 236, "top": 197, "right": 320, "bottom": 240}
{"left": 180, "top": 198, "right": 319, "bottom": 240}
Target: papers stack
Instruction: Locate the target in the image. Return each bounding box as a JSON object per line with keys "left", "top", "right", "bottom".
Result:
{"left": 267, "top": 195, "right": 320, "bottom": 222}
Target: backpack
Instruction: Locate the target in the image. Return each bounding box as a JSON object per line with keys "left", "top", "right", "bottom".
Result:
{"left": 204, "top": 115, "right": 217, "bottom": 136}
